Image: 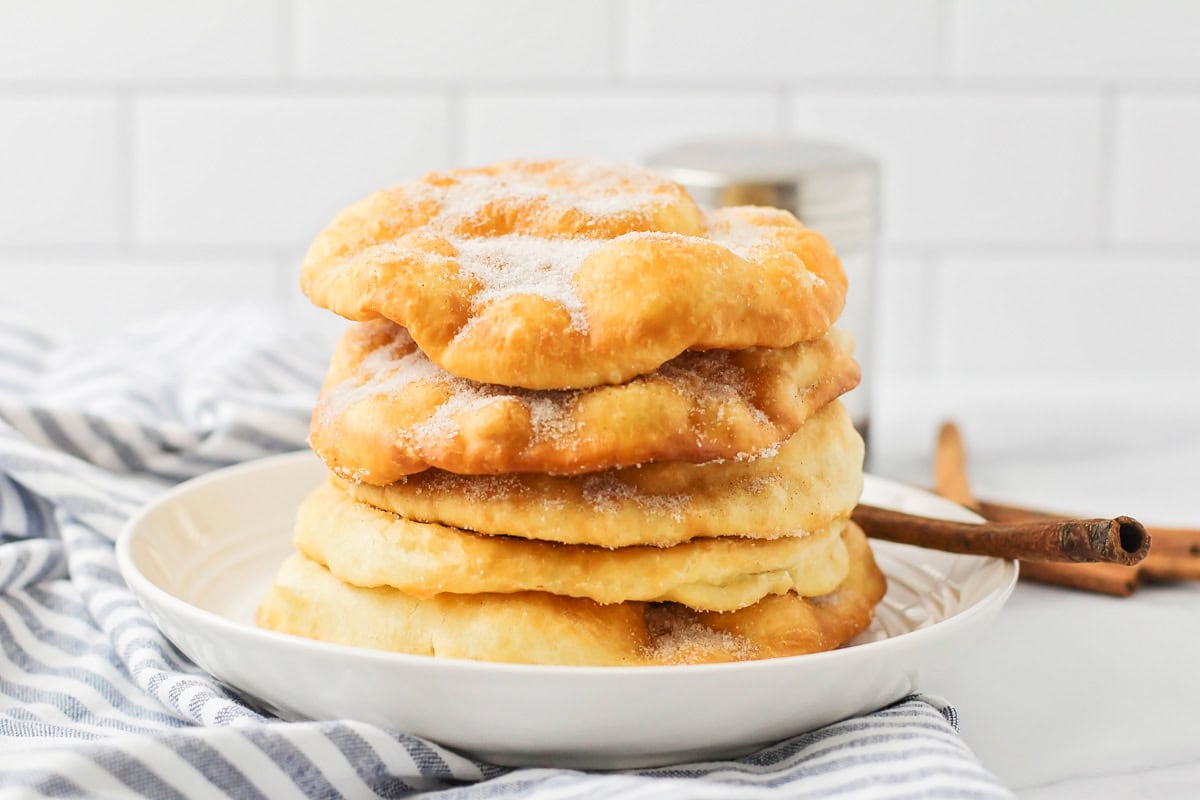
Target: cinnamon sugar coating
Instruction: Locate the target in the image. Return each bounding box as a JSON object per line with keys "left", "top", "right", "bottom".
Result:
{"left": 261, "top": 156, "right": 882, "bottom": 667}
{"left": 294, "top": 481, "right": 850, "bottom": 612}
{"left": 301, "top": 159, "right": 847, "bottom": 390}
{"left": 311, "top": 319, "right": 860, "bottom": 483}
{"left": 340, "top": 401, "right": 863, "bottom": 548}
{"left": 256, "top": 524, "right": 885, "bottom": 666}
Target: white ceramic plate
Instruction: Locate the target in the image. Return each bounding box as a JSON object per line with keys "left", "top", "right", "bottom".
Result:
{"left": 116, "top": 452, "right": 1017, "bottom": 769}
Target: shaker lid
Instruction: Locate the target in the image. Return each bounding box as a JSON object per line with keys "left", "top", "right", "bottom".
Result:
{"left": 644, "top": 138, "right": 879, "bottom": 246}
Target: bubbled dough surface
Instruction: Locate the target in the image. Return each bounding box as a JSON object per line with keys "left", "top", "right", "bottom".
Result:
{"left": 311, "top": 320, "right": 860, "bottom": 484}
{"left": 341, "top": 400, "right": 863, "bottom": 548}
{"left": 256, "top": 524, "right": 886, "bottom": 667}
{"left": 301, "top": 159, "right": 847, "bottom": 390}
{"left": 295, "top": 481, "right": 850, "bottom": 612}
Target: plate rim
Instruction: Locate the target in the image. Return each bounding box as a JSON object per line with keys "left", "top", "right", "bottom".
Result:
{"left": 115, "top": 451, "right": 1019, "bottom": 678}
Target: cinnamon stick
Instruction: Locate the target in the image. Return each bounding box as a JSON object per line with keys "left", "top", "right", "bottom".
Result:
{"left": 975, "top": 500, "right": 1057, "bottom": 524}
{"left": 976, "top": 500, "right": 1200, "bottom": 586}
{"left": 932, "top": 420, "right": 1199, "bottom": 592}
{"left": 982, "top": 499, "right": 1149, "bottom": 592}
{"left": 852, "top": 504, "right": 1150, "bottom": 564}
{"left": 1141, "top": 529, "right": 1200, "bottom": 558}
{"left": 933, "top": 422, "right": 980, "bottom": 512}
{"left": 879, "top": 420, "right": 1152, "bottom": 564}
{"left": 980, "top": 500, "right": 1200, "bottom": 557}
{"left": 1015, "top": 561, "right": 1139, "bottom": 597}
{"left": 1136, "top": 552, "right": 1200, "bottom": 582}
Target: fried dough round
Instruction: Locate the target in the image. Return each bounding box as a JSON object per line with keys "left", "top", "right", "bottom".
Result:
{"left": 341, "top": 400, "right": 863, "bottom": 547}
{"left": 301, "top": 159, "right": 847, "bottom": 389}
{"left": 295, "top": 482, "right": 850, "bottom": 612}
{"left": 312, "top": 320, "right": 859, "bottom": 483}
{"left": 256, "top": 524, "right": 886, "bottom": 666}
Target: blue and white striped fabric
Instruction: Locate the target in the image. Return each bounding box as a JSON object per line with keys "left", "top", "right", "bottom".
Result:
{"left": 0, "top": 305, "right": 1013, "bottom": 799}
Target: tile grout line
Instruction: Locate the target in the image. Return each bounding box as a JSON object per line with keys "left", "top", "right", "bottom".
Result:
{"left": 935, "top": 0, "right": 956, "bottom": 81}
{"left": 0, "top": 244, "right": 309, "bottom": 260}
{"left": 5, "top": 77, "right": 1198, "bottom": 96}
{"left": 277, "top": 0, "right": 295, "bottom": 85}
{"left": 873, "top": 238, "right": 1200, "bottom": 257}
{"left": 609, "top": 0, "right": 626, "bottom": 78}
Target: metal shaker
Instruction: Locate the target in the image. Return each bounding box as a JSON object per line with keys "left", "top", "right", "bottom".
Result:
{"left": 645, "top": 138, "right": 880, "bottom": 449}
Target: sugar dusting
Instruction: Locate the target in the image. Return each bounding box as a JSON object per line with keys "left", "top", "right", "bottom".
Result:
{"left": 645, "top": 605, "right": 754, "bottom": 664}
{"left": 432, "top": 162, "right": 675, "bottom": 222}
{"left": 706, "top": 212, "right": 821, "bottom": 290}
{"left": 322, "top": 307, "right": 779, "bottom": 467}
{"left": 316, "top": 327, "right": 442, "bottom": 429}
{"left": 706, "top": 214, "right": 767, "bottom": 260}
{"left": 400, "top": 162, "right": 681, "bottom": 331}
{"left": 579, "top": 470, "right": 789, "bottom": 521}
{"left": 320, "top": 329, "right": 587, "bottom": 451}
{"left": 525, "top": 394, "right": 585, "bottom": 441}
{"left": 346, "top": 162, "right": 800, "bottom": 333}
{"left": 734, "top": 442, "right": 780, "bottom": 462}
{"left": 448, "top": 235, "right": 606, "bottom": 324}
{"left": 580, "top": 474, "right": 688, "bottom": 520}
{"left": 740, "top": 475, "right": 785, "bottom": 495}
{"left": 658, "top": 349, "right": 772, "bottom": 428}
{"left": 410, "top": 390, "right": 503, "bottom": 442}
{"left": 415, "top": 471, "right": 529, "bottom": 503}
{"left": 406, "top": 467, "right": 691, "bottom": 518}
{"left": 405, "top": 379, "right": 586, "bottom": 445}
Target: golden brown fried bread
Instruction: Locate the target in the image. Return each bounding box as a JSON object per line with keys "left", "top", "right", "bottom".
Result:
{"left": 341, "top": 400, "right": 863, "bottom": 547}
{"left": 654, "top": 524, "right": 887, "bottom": 663}
{"left": 256, "top": 524, "right": 885, "bottom": 666}
{"left": 301, "top": 159, "right": 846, "bottom": 389}
{"left": 295, "top": 481, "right": 850, "bottom": 612}
{"left": 692, "top": 526, "right": 888, "bottom": 661}
{"left": 312, "top": 320, "right": 859, "bottom": 483}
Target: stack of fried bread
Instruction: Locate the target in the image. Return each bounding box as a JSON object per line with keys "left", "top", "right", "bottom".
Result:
{"left": 257, "top": 159, "right": 886, "bottom": 666}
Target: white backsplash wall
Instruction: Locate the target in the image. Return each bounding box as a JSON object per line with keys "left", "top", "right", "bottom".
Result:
{"left": 2, "top": 0, "right": 1198, "bottom": 462}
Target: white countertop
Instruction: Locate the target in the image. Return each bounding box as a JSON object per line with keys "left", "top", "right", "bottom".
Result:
{"left": 872, "top": 387, "right": 1200, "bottom": 797}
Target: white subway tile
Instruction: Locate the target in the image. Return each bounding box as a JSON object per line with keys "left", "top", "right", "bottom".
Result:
{"left": 623, "top": 0, "right": 939, "bottom": 79}
{"left": 461, "top": 92, "right": 778, "bottom": 165}
{"left": 0, "top": 1, "right": 279, "bottom": 81}
{"left": 0, "top": 99, "right": 121, "bottom": 246}
{"left": 790, "top": 93, "right": 1103, "bottom": 245}
{"left": 952, "top": 0, "right": 1200, "bottom": 80}
{"left": 294, "top": 0, "right": 610, "bottom": 79}
{"left": 0, "top": 257, "right": 278, "bottom": 336}
{"left": 135, "top": 95, "right": 450, "bottom": 247}
{"left": 1113, "top": 95, "right": 1200, "bottom": 243}
{"left": 934, "top": 254, "right": 1200, "bottom": 375}
{"left": 873, "top": 255, "right": 934, "bottom": 378}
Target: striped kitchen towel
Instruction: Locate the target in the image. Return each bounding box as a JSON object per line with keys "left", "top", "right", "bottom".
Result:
{"left": 0, "top": 304, "right": 1013, "bottom": 799}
